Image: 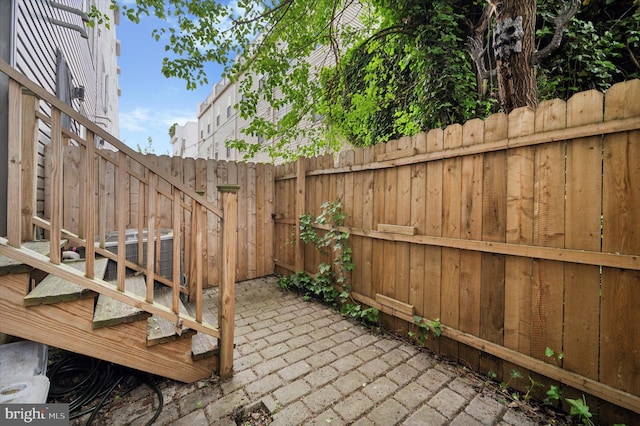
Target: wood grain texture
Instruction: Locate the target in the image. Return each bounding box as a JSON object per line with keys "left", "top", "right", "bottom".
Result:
{"left": 531, "top": 99, "right": 566, "bottom": 362}
{"left": 0, "top": 273, "right": 216, "bottom": 383}
{"left": 23, "top": 258, "right": 108, "bottom": 306}
{"left": 94, "top": 275, "right": 150, "bottom": 328}
{"left": 601, "top": 80, "right": 640, "bottom": 397}
{"left": 562, "top": 90, "right": 603, "bottom": 384}
{"left": 504, "top": 107, "right": 535, "bottom": 387}
{"left": 459, "top": 118, "right": 484, "bottom": 371}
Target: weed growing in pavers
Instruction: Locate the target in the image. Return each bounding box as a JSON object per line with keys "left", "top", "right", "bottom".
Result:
{"left": 483, "top": 347, "right": 619, "bottom": 426}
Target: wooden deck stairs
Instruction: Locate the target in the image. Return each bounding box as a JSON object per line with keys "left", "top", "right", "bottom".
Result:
{"left": 0, "top": 242, "right": 219, "bottom": 383}
{"left": 0, "top": 60, "right": 239, "bottom": 384}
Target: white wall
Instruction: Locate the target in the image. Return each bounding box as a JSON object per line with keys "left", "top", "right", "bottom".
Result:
{"left": 171, "top": 121, "right": 198, "bottom": 158}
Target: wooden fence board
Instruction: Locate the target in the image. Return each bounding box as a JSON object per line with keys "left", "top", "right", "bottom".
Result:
{"left": 247, "top": 163, "right": 257, "bottom": 279}
{"left": 360, "top": 147, "right": 375, "bottom": 299}
{"left": 531, "top": 99, "right": 566, "bottom": 363}
{"left": 409, "top": 152, "right": 426, "bottom": 338}
{"left": 206, "top": 159, "right": 220, "bottom": 286}
{"left": 382, "top": 139, "right": 399, "bottom": 332}
{"left": 175, "top": 156, "right": 189, "bottom": 284}
{"left": 158, "top": 156, "right": 173, "bottom": 229}
{"left": 395, "top": 136, "right": 412, "bottom": 335}
{"left": 459, "top": 119, "right": 484, "bottom": 370}
{"left": 237, "top": 162, "right": 248, "bottom": 280}
{"left": 504, "top": 107, "right": 535, "bottom": 387}
{"left": 194, "top": 159, "right": 209, "bottom": 285}
{"left": 352, "top": 149, "right": 364, "bottom": 296}
{"left": 342, "top": 151, "right": 355, "bottom": 287}
{"left": 480, "top": 113, "right": 508, "bottom": 377}
{"left": 423, "top": 129, "right": 443, "bottom": 353}
{"left": 255, "top": 163, "right": 266, "bottom": 277}
{"left": 601, "top": 80, "right": 640, "bottom": 399}
{"left": 264, "top": 164, "right": 275, "bottom": 276}
{"left": 555, "top": 89, "right": 604, "bottom": 409}
{"left": 441, "top": 124, "right": 463, "bottom": 361}
{"left": 372, "top": 144, "right": 386, "bottom": 301}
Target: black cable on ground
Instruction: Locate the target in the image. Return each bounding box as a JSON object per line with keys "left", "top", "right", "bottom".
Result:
{"left": 47, "top": 352, "right": 163, "bottom": 425}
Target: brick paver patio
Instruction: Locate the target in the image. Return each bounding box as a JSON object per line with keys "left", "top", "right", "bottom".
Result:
{"left": 101, "top": 276, "right": 558, "bottom": 425}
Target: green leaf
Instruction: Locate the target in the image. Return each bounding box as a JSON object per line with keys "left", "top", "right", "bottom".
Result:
{"left": 566, "top": 396, "right": 592, "bottom": 424}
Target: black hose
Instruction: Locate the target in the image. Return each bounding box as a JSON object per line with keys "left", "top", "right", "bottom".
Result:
{"left": 47, "top": 352, "right": 164, "bottom": 425}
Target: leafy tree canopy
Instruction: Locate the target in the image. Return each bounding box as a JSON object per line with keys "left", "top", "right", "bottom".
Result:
{"left": 113, "top": 0, "right": 640, "bottom": 159}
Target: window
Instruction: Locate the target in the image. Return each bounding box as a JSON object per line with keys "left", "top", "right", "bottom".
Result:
{"left": 226, "top": 95, "right": 232, "bottom": 118}
{"left": 257, "top": 134, "right": 264, "bottom": 144}
{"left": 207, "top": 123, "right": 210, "bottom": 134}
{"left": 55, "top": 50, "right": 73, "bottom": 130}
{"left": 216, "top": 115, "right": 220, "bottom": 126}
{"left": 226, "top": 146, "right": 231, "bottom": 157}
{"left": 200, "top": 130, "right": 203, "bottom": 139}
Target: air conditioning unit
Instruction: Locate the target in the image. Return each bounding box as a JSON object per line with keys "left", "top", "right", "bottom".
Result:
{"left": 101, "top": 228, "right": 175, "bottom": 280}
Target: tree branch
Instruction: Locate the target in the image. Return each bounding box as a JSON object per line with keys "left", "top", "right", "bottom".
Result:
{"left": 625, "top": 44, "right": 640, "bottom": 72}
{"left": 531, "top": 0, "right": 580, "bottom": 65}
{"left": 468, "top": 2, "right": 497, "bottom": 81}
{"left": 468, "top": 35, "right": 496, "bottom": 80}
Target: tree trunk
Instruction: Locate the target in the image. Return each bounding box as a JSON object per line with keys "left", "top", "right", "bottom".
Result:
{"left": 494, "top": 0, "right": 538, "bottom": 113}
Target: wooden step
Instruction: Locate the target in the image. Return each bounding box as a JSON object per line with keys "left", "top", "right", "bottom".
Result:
{"left": 185, "top": 303, "right": 219, "bottom": 360}
{"left": 23, "top": 257, "right": 109, "bottom": 306}
{"left": 93, "top": 275, "right": 151, "bottom": 329}
{"left": 0, "top": 272, "right": 217, "bottom": 383}
{"left": 147, "top": 287, "right": 195, "bottom": 346}
{"left": 0, "top": 241, "right": 63, "bottom": 276}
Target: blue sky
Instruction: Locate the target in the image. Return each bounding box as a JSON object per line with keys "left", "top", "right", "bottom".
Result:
{"left": 116, "top": 14, "right": 223, "bottom": 156}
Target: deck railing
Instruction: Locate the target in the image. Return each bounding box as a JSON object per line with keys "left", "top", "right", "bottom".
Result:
{"left": 0, "top": 60, "right": 237, "bottom": 378}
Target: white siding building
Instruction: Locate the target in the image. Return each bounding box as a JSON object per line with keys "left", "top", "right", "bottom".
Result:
{"left": 0, "top": 0, "right": 120, "bottom": 235}
{"left": 170, "top": 121, "right": 198, "bottom": 158}
{"left": 197, "top": 3, "right": 364, "bottom": 164}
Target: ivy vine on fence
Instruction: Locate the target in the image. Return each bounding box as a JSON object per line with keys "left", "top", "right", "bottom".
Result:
{"left": 278, "top": 200, "right": 379, "bottom": 325}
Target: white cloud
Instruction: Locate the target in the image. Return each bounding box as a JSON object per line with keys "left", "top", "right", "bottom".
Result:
{"left": 119, "top": 107, "right": 151, "bottom": 132}
{"left": 120, "top": 106, "right": 195, "bottom": 132}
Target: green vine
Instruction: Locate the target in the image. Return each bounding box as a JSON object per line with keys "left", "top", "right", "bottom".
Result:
{"left": 408, "top": 315, "right": 442, "bottom": 345}
{"left": 278, "top": 200, "right": 378, "bottom": 325}
{"left": 484, "top": 348, "right": 615, "bottom": 426}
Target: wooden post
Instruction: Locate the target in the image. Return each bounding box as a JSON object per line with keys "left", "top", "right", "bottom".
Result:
{"left": 146, "top": 173, "right": 157, "bottom": 303}
{"left": 20, "top": 92, "right": 38, "bottom": 242}
{"left": 7, "top": 80, "right": 22, "bottom": 247}
{"left": 84, "top": 132, "right": 96, "bottom": 279}
{"left": 49, "top": 108, "right": 63, "bottom": 264}
{"left": 116, "top": 151, "right": 126, "bottom": 291}
{"left": 171, "top": 187, "right": 181, "bottom": 314}
{"left": 295, "top": 159, "right": 306, "bottom": 272}
{"left": 218, "top": 184, "right": 239, "bottom": 380}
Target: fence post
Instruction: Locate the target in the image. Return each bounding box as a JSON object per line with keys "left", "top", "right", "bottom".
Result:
{"left": 295, "top": 159, "right": 306, "bottom": 272}
{"left": 218, "top": 184, "right": 239, "bottom": 380}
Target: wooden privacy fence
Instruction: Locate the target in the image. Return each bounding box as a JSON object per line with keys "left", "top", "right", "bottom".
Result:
{"left": 54, "top": 152, "right": 275, "bottom": 285}
{"left": 273, "top": 81, "right": 640, "bottom": 422}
